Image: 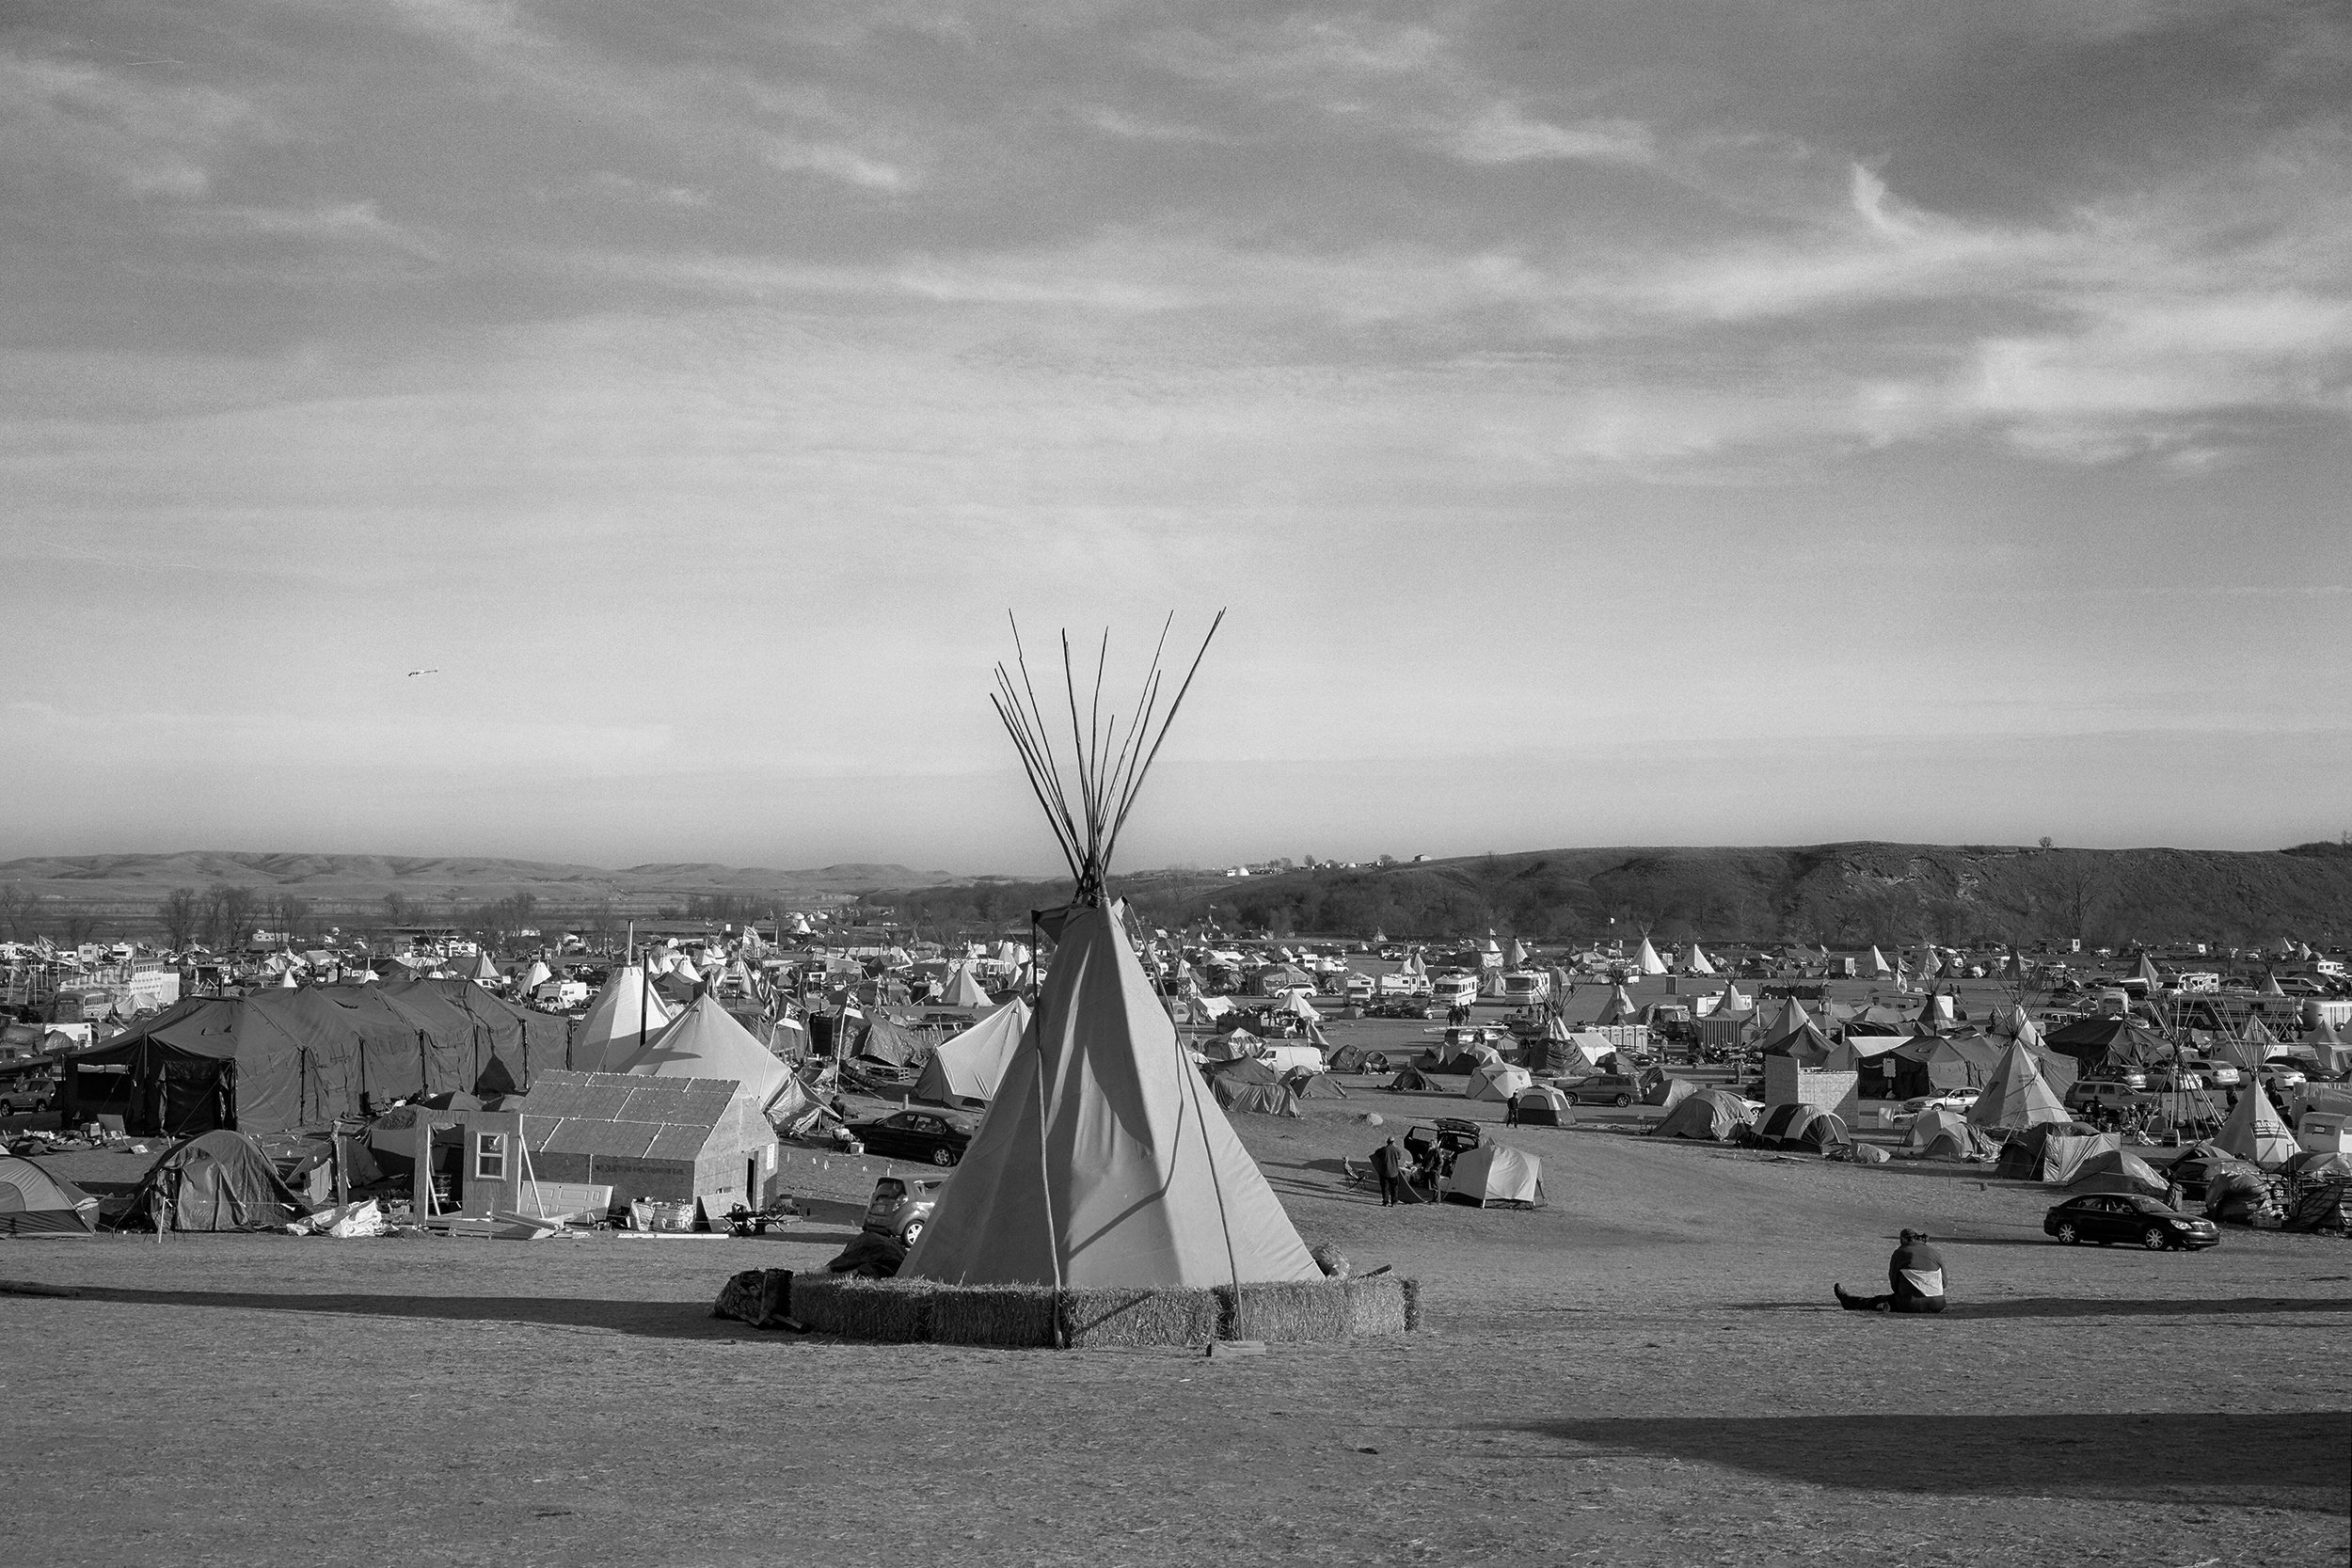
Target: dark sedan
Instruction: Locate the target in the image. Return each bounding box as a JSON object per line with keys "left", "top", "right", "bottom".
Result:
{"left": 2044, "top": 1194, "right": 2220, "bottom": 1251}
{"left": 848, "top": 1110, "right": 976, "bottom": 1167}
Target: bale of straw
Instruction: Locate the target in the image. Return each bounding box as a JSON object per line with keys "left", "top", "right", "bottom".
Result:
{"left": 1222, "top": 1279, "right": 1354, "bottom": 1342}
{"left": 1059, "top": 1286, "right": 1218, "bottom": 1349}
{"left": 1338, "top": 1275, "right": 1410, "bottom": 1338}
{"left": 789, "top": 1275, "right": 937, "bottom": 1342}
{"left": 928, "top": 1284, "right": 1059, "bottom": 1348}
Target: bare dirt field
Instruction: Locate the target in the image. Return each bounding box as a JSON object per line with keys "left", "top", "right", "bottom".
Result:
{"left": 8, "top": 997, "right": 2348, "bottom": 1567}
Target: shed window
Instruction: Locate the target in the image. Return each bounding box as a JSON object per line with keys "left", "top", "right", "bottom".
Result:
{"left": 474, "top": 1132, "right": 506, "bottom": 1180}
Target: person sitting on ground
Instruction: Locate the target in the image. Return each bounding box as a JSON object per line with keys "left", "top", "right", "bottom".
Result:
{"left": 1834, "top": 1228, "right": 1947, "bottom": 1314}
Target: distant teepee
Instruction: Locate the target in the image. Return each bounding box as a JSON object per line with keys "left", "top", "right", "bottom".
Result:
{"left": 902, "top": 615, "right": 1320, "bottom": 1291}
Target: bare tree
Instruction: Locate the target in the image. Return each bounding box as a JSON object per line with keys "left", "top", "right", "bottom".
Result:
{"left": 2049, "top": 852, "right": 2107, "bottom": 943}
{"left": 0, "top": 884, "right": 30, "bottom": 941}
{"left": 157, "top": 887, "right": 204, "bottom": 950}
{"left": 205, "top": 883, "right": 260, "bottom": 950}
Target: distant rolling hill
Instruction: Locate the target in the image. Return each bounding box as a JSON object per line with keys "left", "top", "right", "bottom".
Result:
{"left": 0, "top": 851, "right": 964, "bottom": 925}
{"left": 869, "top": 842, "right": 2352, "bottom": 949}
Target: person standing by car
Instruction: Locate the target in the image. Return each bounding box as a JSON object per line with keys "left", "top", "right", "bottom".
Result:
{"left": 1834, "top": 1229, "right": 1947, "bottom": 1314}
{"left": 1371, "top": 1137, "right": 1404, "bottom": 1207}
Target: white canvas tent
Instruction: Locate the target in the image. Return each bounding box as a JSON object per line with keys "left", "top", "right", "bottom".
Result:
{"left": 1441, "top": 1144, "right": 1543, "bottom": 1206}
{"left": 1636, "top": 938, "right": 1667, "bottom": 975}
{"left": 2215, "top": 1082, "right": 2297, "bottom": 1168}
{"left": 1868, "top": 946, "right": 1892, "bottom": 978}
{"left": 1466, "top": 1061, "right": 1533, "bottom": 1101}
{"left": 914, "top": 998, "right": 1032, "bottom": 1106}
{"left": 570, "top": 964, "right": 677, "bottom": 1073}
{"left": 616, "top": 991, "right": 793, "bottom": 1117}
{"left": 936, "top": 964, "right": 992, "bottom": 1009}
{"left": 1683, "top": 943, "right": 1714, "bottom": 976}
{"left": 899, "top": 618, "right": 1320, "bottom": 1291}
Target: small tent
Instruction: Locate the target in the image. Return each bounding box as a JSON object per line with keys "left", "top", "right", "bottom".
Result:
{"left": 1756, "top": 1102, "right": 1849, "bottom": 1153}
{"left": 1967, "top": 1040, "right": 2072, "bottom": 1132}
{"left": 1655, "top": 1087, "right": 1753, "bottom": 1142}
{"left": 1683, "top": 943, "right": 1715, "bottom": 976}
{"left": 1208, "top": 1058, "right": 1301, "bottom": 1117}
{"left": 1902, "top": 1105, "right": 1995, "bottom": 1162}
{"left": 1440, "top": 1143, "right": 1543, "bottom": 1207}
{"left": 128, "top": 1129, "right": 309, "bottom": 1232}
{"left": 1513, "top": 1083, "right": 1571, "bottom": 1125}
{"left": 1386, "top": 1065, "right": 1440, "bottom": 1092}
{"left": 2215, "top": 1083, "right": 2297, "bottom": 1169}
{"left": 1466, "top": 1062, "right": 1533, "bottom": 1102}
{"left": 0, "top": 1155, "right": 101, "bottom": 1235}
{"left": 2064, "top": 1148, "right": 2169, "bottom": 1199}
{"left": 914, "top": 999, "right": 1032, "bottom": 1107}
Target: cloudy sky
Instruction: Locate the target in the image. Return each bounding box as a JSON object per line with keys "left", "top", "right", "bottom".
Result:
{"left": 3, "top": 1, "right": 2346, "bottom": 873}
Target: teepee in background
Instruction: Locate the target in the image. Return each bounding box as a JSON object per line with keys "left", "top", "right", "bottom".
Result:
{"left": 902, "top": 614, "right": 1321, "bottom": 1291}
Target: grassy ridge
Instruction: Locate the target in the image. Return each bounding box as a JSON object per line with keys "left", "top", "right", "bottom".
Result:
{"left": 869, "top": 842, "right": 2352, "bottom": 947}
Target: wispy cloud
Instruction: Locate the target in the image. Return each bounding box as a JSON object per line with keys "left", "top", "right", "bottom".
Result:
{"left": 1440, "top": 104, "right": 1654, "bottom": 166}
{"left": 0, "top": 50, "right": 265, "bottom": 198}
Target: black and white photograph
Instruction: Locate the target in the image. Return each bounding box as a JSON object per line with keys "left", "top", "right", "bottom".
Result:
{"left": 2, "top": 2, "right": 2347, "bottom": 1562}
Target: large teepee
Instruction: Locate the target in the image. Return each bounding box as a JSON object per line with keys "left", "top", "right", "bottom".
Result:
{"left": 2215, "top": 1081, "right": 2296, "bottom": 1168}
{"left": 901, "top": 616, "right": 1320, "bottom": 1291}
{"left": 1636, "top": 937, "right": 1667, "bottom": 975}
{"left": 569, "top": 964, "right": 676, "bottom": 1073}
{"left": 1967, "top": 1040, "right": 2071, "bottom": 1132}
{"left": 617, "top": 991, "right": 793, "bottom": 1115}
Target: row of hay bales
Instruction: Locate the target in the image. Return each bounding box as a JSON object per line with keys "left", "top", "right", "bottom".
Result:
{"left": 715, "top": 1269, "right": 1419, "bottom": 1348}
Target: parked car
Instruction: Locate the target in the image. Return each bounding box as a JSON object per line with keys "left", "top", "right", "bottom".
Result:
{"left": 2066, "top": 1078, "right": 2155, "bottom": 1116}
{"left": 1898, "top": 1088, "right": 1980, "bottom": 1120}
{"left": 2258, "top": 1060, "right": 2307, "bottom": 1091}
{"left": 2182, "top": 1057, "right": 2242, "bottom": 1088}
{"left": 2044, "top": 1194, "right": 2220, "bottom": 1251}
{"left": 1565, "top": 1074, "right": 1642, "bottom": 1107}
{"left": 0, "top": 1083, "right": 51, "bottom": 1115}
{"left": 863, "top": 1176, "right": 946, "bottom": 1245}
{"left": 847, "top": 1109, "right": 976, "bottom": 1166}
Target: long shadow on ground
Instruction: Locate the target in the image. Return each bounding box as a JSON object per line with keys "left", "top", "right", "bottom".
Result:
{"left": 1494, "top": 1411, "right": 2350, "bottom": 1513}
{"left": 1731, "top": 1295, "right": 2352, "bottom": 1320}
{"left": 36, "top": 1285, "right": 783, "bottom": 1341}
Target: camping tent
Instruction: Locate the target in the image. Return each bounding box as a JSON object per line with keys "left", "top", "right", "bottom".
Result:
{"left": 128, "top": 1129, "right": 309, "bottom": 1231}
{"left": 1441, "top": 1144, "right": 1543, "bottom": 1207}
{"left": 1967, "top": 1040, "right": 2072, "bottom": 1132}
{"left": 1466, "top": 1062, "right": 1533, "bottom": 1102}
{"left": 1683, "top": 943, "right": 1715, "bottom": 976}
{"left": 1902, "top": 1105, "right": 1996, "bottom": 1161}
{"left": 2215, "top": 1083, "right": 2297, "bottom": 1168}
{"left": 0, "top": 1155, "right": 100, "bottom": 1235}
{"left": 1513, "top": 1083, "right": 1571, "bottom": 1125}
{"left": 1591, "top": 986, "right": 1639, "bottom": 1026}
{"left": 914, "top": 999, "right": 1032, "bottom": 1107}
{"left": 1386, "top": 1065, "right": 1440, "bottom": 1092}
{"left": 1284, "top": 1069, "right": 1346, "bottom": 1100}
{"left": 1756, "top": 1102, "right": 1850, "bottom": 1152}
{"left": 1655, "top": 1088, "right": 1753, "bottom": 1142}
{"left": 852, "top": 1015, "right": 926, "bottom": 1069}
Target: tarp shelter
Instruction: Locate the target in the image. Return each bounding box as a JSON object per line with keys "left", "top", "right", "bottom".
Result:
{"left": 1655, "top": 1088, "right": 1753, "bottom": 1142}
{"left": 1441, "top": 1143, "right": 1543, "bottom": 1207}
{"left": 1756, "top": 1102, "right": 1849, "bottom": 1152}
{"left": 901, "top": 900, "right": 1320, "bottom": 1288}
{"left": 1992, "top": 1118, "right": 2103, "bottom": 1178}
{"left": 61, "top": 981, "right": 567, "bottom": 1137}
{"left": 2042, "top": 1015, "right": 2169, "bottom": 1070}
{"left": 2215, "top": 1083, "right": 2297, "bottom": 1168}
{"left": 128, "top": 1129, "right": 309, "bottom": 1232}
{"left": 2037, "top": 1131, "right": 2123, "bottom": 1185}
{"left": 852, "top": 1015, "right": 926, "bottom": 1069}
{"left": 914, "top": 999, "right": 1032, "bottom": 1107}
{"left": 616, "top": 993, "right": 792, "bottom": 1118}
{"left": 1967, "top": 1041, "right": 2073, "bottom": 1132}
{"left": 2065, "top": 1148, "right": 2169, "bottom": 1199}
{"left": 0, "top": 1155, "right": 100, "bottom": 1235}
{"left": 570, "top": 966, "right": 676, "bottom": 1074}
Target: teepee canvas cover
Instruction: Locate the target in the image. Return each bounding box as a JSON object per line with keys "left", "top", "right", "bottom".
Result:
{"left": 899, "top": 614, "right": 1318, "bottom": 1291}
{"left": 570, "top": 965, "right": 676, "bottom": 1074}
{"left": 914, "top": 997, "right": 1032, "bottom": 1106}
{"left": 901, "top": 901, "right": 1318, "bottom": 1287}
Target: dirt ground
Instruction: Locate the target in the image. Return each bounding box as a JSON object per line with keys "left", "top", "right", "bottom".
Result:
{"left": 7, "top": 995, "right": 2348, "bottom": 1567}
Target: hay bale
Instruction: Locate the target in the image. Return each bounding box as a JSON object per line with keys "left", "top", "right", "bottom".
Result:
{"left": 928, "top": 1284, "right": 1059, "bottom": 1348}
{"left": 789, "top": 1275, "right": 936, "bottom": 1341}
{"left": 1059, "top": 1286, "right": 1218, "bottom": 1348}
{"left": 1337, "top": 1275, "right": 1410, "bottom": 1337}
{"left": 1222, "top": 1279, "right": 1355, "bottom": 1342}
{"left": 1401, "top": 1276, "right": 1422, "bottom": 1332}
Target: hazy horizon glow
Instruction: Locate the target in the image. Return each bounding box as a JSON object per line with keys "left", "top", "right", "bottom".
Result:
{"left": 4, "top": 2, "right": 2347, "bottom": 872}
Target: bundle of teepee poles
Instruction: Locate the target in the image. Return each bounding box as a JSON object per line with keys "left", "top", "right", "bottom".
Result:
{"left": 990, "top": 610, "right": 1225, "bottom": 907}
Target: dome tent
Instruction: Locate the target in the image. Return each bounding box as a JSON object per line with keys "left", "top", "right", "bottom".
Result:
{"left": 1655, "top": 1087, "right": 1753, "bottom": 1142}
{"left": 1440, "top": 1143, "right": 1544, "bottom": 1207}
{"left": 126, "top": 1129, "right": 309, "bottom": 1232}
{"left": 0, "top": 1155, "right": 100, "bottom": 1235}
